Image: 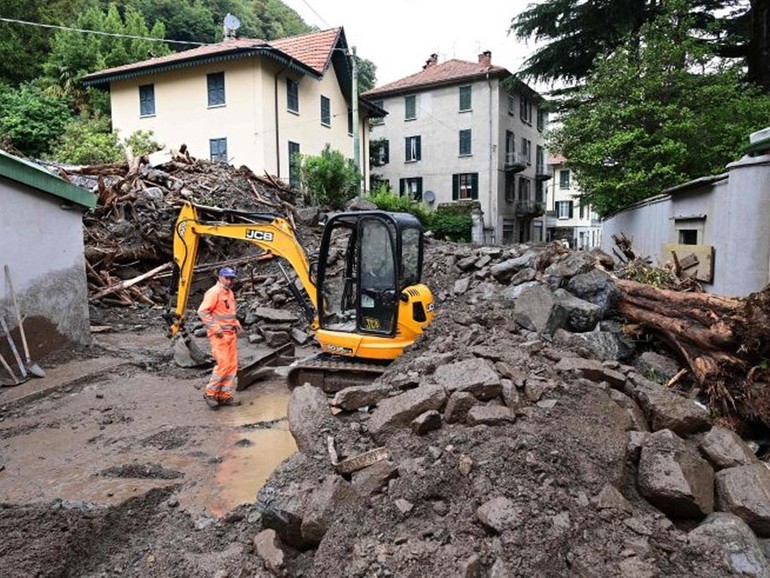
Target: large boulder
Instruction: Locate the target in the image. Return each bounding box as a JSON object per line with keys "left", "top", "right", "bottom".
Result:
{"left": 433, "top": 357, "right": 501, "bottom": 400}
{"left": 367, "top": 384, "right": 447, "bottom": 441}
{"left": 637, "top": 429, "right": 714, "bottom": 519}
{"left": 689, "top": 513, "right": 769, "bottom": 577}
{"left": 514, "top": 284, "right": 569, "bottom": 335}
{"left": 716, "top": 463, "right": 770, "bottom": 537}
{"left": 699, "top": 426, "right": 758, "bottom": 470}
{"left": 566, "top": 269, "right": 620, "bottom": 316}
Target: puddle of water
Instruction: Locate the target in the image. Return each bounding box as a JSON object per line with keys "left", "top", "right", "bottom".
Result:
{"left": 193, "top": 379, "right": 299, "bottom": 516}
{"left": 202, "top": 427, "right": 297, "bottom": 517}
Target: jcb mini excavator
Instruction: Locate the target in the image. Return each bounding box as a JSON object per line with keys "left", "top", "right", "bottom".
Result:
{"left": 165, "top": 201, "right": 435, "bottom": 390}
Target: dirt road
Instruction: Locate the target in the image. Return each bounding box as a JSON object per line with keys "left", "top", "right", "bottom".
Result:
{"left": 0, "top": 325, "right": 296, "bottom": 577}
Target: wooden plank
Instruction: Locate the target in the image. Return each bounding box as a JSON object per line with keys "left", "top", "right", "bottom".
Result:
{"left": 662, "top": 243, "right": 714, "bottom": 283}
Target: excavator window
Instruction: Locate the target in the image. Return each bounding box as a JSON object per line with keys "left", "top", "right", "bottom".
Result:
{"left": 358, "top": 218, "right": 397, "bottom": 334}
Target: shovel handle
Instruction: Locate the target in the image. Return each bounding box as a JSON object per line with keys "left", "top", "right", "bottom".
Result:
{"left": 0, "top": 350, "right": 18, "bottom": 384}
{"left": 4, "top": 265, "right": 31, "bottom": 362}
{"left": 0, "top": 315, "right": 26, "bottom": 378}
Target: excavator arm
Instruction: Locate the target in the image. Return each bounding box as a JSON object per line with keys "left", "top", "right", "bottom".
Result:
{"left": 165, "top": 201, "right": 318, "bottom": 338}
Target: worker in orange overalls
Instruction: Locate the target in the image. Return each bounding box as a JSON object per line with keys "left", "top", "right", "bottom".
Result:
{"left": 198, "top": 267, "right": 242, "bottom": 408}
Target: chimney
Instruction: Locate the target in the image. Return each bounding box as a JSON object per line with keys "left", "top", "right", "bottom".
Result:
{"left": 478, "top": 51, "right": 492, "bottom": 66}
{"left": 423, "top": 53, "right": 439, "bottom": 70}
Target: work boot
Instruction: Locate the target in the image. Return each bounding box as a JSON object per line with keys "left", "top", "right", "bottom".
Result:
{"left": 203, "top": 394, "right": 219, "bottom": 409}
{"left": 219, "top": 397, "right": 241, "bottom": 407}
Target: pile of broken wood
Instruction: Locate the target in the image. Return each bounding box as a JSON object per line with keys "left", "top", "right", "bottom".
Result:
{"left": 54, "top": 147, "right": 302, "bottom": 307}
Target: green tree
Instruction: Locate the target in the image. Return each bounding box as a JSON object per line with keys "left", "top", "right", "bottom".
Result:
{"left": 0, "top": 82, "right": 71, "bottom": 157}
{"left": 299, "top": 145, "right": 361, "bottom": 209}
{"left": 356, "top": 56, "right": 376, "bottom": 94}
{"left": 48, "top": 111, "right": 123, "bottom": 164}
{"left": 549, "top": 2, "right": 770, "bottom": 216}
{"left": 510, "top": 0, "right": 770, "bottom": 91}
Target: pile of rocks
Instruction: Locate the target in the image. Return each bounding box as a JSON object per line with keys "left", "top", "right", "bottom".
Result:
{"left": 249, "top": 240, "right": 769, "bottom": 577}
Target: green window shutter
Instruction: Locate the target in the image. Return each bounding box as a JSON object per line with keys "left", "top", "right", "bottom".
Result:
{"left": 471, "top": 173, "right": 479, "bottom": 200}
{"left": 568, "top": 201, "right": 574, "bottom": 219}
{"left": 452, "top": 174, "right": 459, "bottom": 200}
{"left": 384, "top": 140, "right": 389, "bottom": 164}
{"left": 416, "top": 136, "right": 421, "bottom": 161}
{"left": 399, "top": 178, "right": 406, "bottom": 195}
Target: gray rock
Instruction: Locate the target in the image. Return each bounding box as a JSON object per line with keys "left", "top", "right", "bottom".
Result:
{"left": 489, "top": 558, "right": 511, "bottom": 578}
{"left": 476, "top": 496, "right": 522, "bottom": 533}
{"left": 716, "top": 463, "right": 770, "bottom": 537}
{"left": 332, "top": 383, "right": 393, "bottom": 411}
{"left": 263, "top": 330, "right": 292, "bottom": 348}
{"left": 290, "top": 327, "right": 310, "bottom": 345}
{"left": 544, "top": 252, "right": 596, "bottom": 279}
{"left": 555, "top": 357, "right": 626, "bottom": 388}
{"left": 454, "top": 276, "right": 472, "bottom": 295}
{"left": 466, "top": 405, "right": 515, "bottom": 426}
{"left": 637, "top": 429, "right": 714, "bottom": 519}
{"left": 596, "top": 484, "right": 633, "bottom": 512}
{"left": 367, "top": 384, "right": 447, "bottom": 441}
{"left": 443, "top": 391, "right": 478, "bottom": 423}
{"left": 459, "top": 554, "right": 483, "bottom": 578}
{"left": 456, "top": 255, "right": 478, "bottom": 271}
{"left": 699, "top": 426, "right": 758, "bottom": 470}
{"left": 510, "top": 267, "right": 537, "bottom": 286}
{"left": 351, "top": 460, "right": 398, "bottom": 497}
{"left": 514, "top": 284, "right": 569, "bottom": 335}
{"left": 433, "top": 358, "right": 501, "bottom": 400}
{"left": 490, "top": 253, "right": 537, "bottom": 283}
{"left": 554, "top": 288, "right": 602, "bottom": 332}
{"left": 287, "top": 384, "right": 336, "bottom": 455}
{"left": 253, "top": 529, "right": 285, "bottom": 574}
{"left": 411, "top": 410, "right": 442, "bottom": 434}
{"left": 636, "top": 351, "right": 680, "bottom": 383}
{"left": 609, "top": 389, "right": 649, "bottom": 432}
{"left": 632, "top": 382, "right": 712, "bottom": 435}
{"left": 252, "top": 307, "right": 298, "bottom": 323}
{"left": 689, "top": 513, "right": 768, "bottom": 577}
{"left": 500, "top": 379, "right": 524, "bottom": 413}
{"left": 566, "top": 269, "right": 620, "bottom": 315}
{"left": 524, "top": 378, "right": 556, "bottom": 402}
{"left": 301, "top": 475, "right": 362, "bottom": 545}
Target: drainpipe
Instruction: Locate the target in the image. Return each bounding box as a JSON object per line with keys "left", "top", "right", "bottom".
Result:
{"left": 487, "top": 73, "right": 494, "bottom": 244}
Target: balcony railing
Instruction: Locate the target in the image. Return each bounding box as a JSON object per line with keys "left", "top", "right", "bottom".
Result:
{"left": 513, "top": 200, "right": 545, "bottom": 217}
{"left": 535, "top": 164, "right": 552, "bottom": 181}
{"left": 504, "top": 151, "right": 528, "bottom": 172}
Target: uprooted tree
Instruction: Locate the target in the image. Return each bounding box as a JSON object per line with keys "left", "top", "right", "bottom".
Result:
{"left": 616, "top": 278, "right": 770, "bottom": 431}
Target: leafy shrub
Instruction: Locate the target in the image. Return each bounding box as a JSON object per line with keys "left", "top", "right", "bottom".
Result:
{"left": 367, "top": 187, "right": 472, "bottom": 242}
{"left": 47, "top": 112, "right": 122, "bottom": 165}
{"left": 299, "top": 144, "right": 361, "bottom": 209}
{"left": 428, "top": 212, "right": 472, "bottom": 242}
{"left": 124, "top": 129, "right": 163, "bottom": 156}
{"left": 0, "top": 82, "right": 70, "bottom": 157}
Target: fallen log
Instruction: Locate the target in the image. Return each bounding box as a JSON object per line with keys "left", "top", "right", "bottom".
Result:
{"left": 616, "top": 278, "right": 770, "bottom": 431}
{"left": 90, "top": 262, "right": 172, "bottom": 301}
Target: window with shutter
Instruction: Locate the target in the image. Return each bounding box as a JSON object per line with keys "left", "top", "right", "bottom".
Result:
{"left": 320, "top": 96, "right": 331, "bottom": 126}
{"left": 459, "top": 129, "right": 472, "bottom": 156}
{"left": 139, "top": 84, "right": 155, "bottom": 117}
{"left": 209, "top": 138, "right": 227, "bottom": 162}
{"left": 287, "top": 78, "right": 299, "bottom": 112}
{"left": 288, "top": 141, "right": 300, "bottom": 188}
{"left": 405, "top": 136, "right": 421, "bottom": 162}
{"left": 405, "top": 95, "right": 416, "bottom": 120}
{"left": 207, "top": 72, "right": 225, "bottom": 107}
{"left": 459, "top": 85, "right": 472, "bottom": 111}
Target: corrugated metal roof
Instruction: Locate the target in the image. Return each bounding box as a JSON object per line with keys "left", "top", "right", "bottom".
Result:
{"left": 0, "top": 150, "right": 96, "bottom": 209}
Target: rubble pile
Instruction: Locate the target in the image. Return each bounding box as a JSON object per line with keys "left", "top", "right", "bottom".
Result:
{"left": 251, "top": 241, "right": 770, "bottom": 577}
{"left": 58, "top": 150, "right": 303, "bottom": 307}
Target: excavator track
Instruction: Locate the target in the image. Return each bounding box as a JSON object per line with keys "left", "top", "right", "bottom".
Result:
{"left": 286, "top": 353, "right": 390, "bottom": 392}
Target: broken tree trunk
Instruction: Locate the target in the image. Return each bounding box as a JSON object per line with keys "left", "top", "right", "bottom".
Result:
{"left": 615, "top": 278, "right": 770, "bottom": 430}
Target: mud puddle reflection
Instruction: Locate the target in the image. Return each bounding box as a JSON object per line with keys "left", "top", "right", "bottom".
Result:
{"left": 200, "top": 380, "right": 297, "bottom": 516}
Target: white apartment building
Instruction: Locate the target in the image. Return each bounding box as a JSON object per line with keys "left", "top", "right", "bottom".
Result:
{"left": 547, "top": 155, "right": 602, "bottom": 250}
{"left": 363, "top": 52, "right": 549, "bottom": 244}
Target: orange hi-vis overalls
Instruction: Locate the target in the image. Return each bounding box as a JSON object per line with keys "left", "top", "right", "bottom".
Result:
{"left": 197, "top": 282, "right": 241, "bottom": 401}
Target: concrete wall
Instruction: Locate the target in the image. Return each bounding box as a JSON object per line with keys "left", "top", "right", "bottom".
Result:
{"left": 0, "top": 178, "right": 91, "bottom": 352}
{"left": 109, "top": 57, "right": 364, "bottom": 183}
{"left": 601, "top": 153, "right": 770, "bottom": 296}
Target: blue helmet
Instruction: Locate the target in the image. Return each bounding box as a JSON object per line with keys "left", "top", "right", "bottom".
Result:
{"left": 219, "top": 267, "right": 237, "bottom": 278}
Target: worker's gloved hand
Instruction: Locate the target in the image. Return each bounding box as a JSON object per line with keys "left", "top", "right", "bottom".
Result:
{"left": 216, "top": 330, "right": 224, "bottom": 338}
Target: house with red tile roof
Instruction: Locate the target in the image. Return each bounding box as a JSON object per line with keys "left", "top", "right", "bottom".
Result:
{"left": 82, "top": 28, "right": 383, "bottom": 189}
{"left": 363, "top": 52, "right": 549, "bottom": 244}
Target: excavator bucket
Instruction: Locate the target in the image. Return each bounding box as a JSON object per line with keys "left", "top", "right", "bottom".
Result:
{"left": 172, "top": 334, "right": 211, "bottom": 367}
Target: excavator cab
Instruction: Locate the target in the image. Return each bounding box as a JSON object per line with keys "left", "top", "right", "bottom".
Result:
{"left": 314, "top": 211, "right": 433, "bottom": 360}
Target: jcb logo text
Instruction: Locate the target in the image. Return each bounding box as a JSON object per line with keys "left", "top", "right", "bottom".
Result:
{"left": 246, "top": 230, "right": 274, "bottom": 241}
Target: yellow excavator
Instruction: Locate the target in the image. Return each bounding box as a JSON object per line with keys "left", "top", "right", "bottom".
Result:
{"left": 165, "top": 201, "right": 435, "bottom": 390}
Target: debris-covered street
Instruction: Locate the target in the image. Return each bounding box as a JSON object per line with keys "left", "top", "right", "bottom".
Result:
{"left": 1, "top": 155, "right": 770, "bottom": 577}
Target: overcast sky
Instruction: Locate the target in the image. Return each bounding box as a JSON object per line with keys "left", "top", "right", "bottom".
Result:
{"left": 281, "top": 0, "right": 542, "bottom": 88}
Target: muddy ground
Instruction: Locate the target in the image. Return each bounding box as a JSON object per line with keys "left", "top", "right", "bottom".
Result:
{"left": 0, "top": 241, "right": 745, "bottom": 577}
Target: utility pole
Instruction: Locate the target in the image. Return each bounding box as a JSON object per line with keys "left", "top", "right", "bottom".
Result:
{"left": 351, "top": 46, "right": 362, "bottom": 195}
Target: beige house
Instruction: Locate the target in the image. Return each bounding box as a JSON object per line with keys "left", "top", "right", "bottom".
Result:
{"left": 82, "top": 28, "right": 383, "bottom": 188}
{"left": 363, "top": 52, "right": 549, "bottom": 244}
{"left": 546, "top": 155, "right": 601, "bottom": 250}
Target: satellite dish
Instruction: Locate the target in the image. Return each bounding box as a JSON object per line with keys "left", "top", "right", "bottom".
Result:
{"left": 424, "top": 190, "right": 436, "bottom": 204}
{"left": 224, "top": 13, "right": 241, "bottom": 37}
